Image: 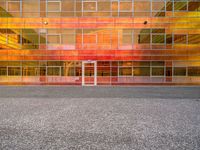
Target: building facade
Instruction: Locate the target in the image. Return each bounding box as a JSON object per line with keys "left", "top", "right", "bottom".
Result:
{"left": 0, "top": 0, "right": 200, "bottom": 85}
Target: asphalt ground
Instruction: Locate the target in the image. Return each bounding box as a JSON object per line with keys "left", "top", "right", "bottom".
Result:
{"left": 0, "top": 86, "right": 200, "bottom": 150}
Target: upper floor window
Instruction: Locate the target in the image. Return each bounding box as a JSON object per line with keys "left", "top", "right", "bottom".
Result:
{"left": 47, "top": 1, "right": 61, "bottom": 12}
{"left": 83, "top": 1, "right": 97, "bottom": 12}
{"left": 7, "top": 1, "right": 20, "bottom": 12}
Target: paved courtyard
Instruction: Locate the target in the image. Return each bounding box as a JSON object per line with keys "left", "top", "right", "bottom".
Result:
{"left": 0, "top": 86, "right": 200, "bottom": 150}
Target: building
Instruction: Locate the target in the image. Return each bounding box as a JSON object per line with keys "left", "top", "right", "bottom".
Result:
{"left": 0, "top": 0, "right": 200, "bottom": 86}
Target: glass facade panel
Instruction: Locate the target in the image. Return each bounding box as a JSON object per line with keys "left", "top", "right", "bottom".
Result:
{"left": 0, "top": 0, "right": 199, "bottom": 85}
{"left": 174, "top": 67, "right": 186, "bottom": 76}
{"left": 152, "top": 67, "right": 164, "bottom": 76}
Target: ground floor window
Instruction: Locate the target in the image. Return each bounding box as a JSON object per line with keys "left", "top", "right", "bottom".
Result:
{"left": 0, "top": 61, "right": 200, "bottom": 78}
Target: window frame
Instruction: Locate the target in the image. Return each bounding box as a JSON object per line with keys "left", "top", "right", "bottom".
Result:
{"left": 47, "top": 1, "right": 62, "bottom": 12}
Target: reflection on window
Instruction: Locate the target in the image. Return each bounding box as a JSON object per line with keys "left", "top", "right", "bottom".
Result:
{"left": 188, "top": 67, "right": 200, "bottom": 76}
{"left": 97, "top": 67, "right": 110, "bottom": 76}
{"left": 133, "top": 67, "right": 150, "bottom": 76}
{"left": 0, "top": 67, "right": 7, "bottom": 76}
{"left": 152, "top": 34, "right": 165, "bottom": 44}
{"left": 134, "top": 1, "right": 150, "bottom": 12}
{"left": 22, "top": 67, "right": 39, "bottom": 76}
{"left": 47, "top": 1, "right": 61, "bottom": 12}
{"left": 138, "top": 34, "right": 150, "bottom": 44}
{"left": 47, "top": 67, "right": 60, "bottom": 76}
{"left": 174, "top": 2, "right": 187, "bottom": 11}
{"left": 174, "top": 34, "right": 187, "bottom": 44}
{"left": 8, "top": 67, "right": 21, "bottom": 76}
{"left": 47, "top": 35, "right": 60, "bottom": 44}
{"left": 22, "top": 0, "right": 39, "bottom": 17}
{"left": 152, "top": 67, "right": 164, "bottom": 76}
{"left": 152, "top": 2, "right": 165, "bottom": 11}
{"left": 83, "top": 2, "right": 97, "bottom": 11}
{"left": 188, "top": 2, "right": 200, "bottom": 11}
{"left": 120, "top": 2, "right": 132, "bottom": 11}
{"left": 188, "top": 35, "right": 200, "bottom": 44}
{"left": 174, "top": 67, "right": 186, "bottom": 76}
{"left": 7, "top": 1, "right": 20, "bottom": 12}
{"left": 98, "top": 1, "right": 111, "bottom": 11}
{"left": 119, "top": 67, "right": 132, "bottom": 76}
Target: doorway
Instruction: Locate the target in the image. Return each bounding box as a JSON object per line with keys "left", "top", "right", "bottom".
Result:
{"left": 82, "top": 61, "right": 97, "bottom": 86}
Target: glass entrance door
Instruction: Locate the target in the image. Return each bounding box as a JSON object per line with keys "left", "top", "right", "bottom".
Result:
{"left": 82, "top": 61, "right": 97, "bottom": 86}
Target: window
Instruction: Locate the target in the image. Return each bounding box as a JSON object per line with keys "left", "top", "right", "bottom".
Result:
{"left": 151, "top": 61, "right": 165, "bottom": 76}
{"left": 166, "top": 1, "right": 173, "bottom": 11}
{"left": 62, "top": 34, "right": 75, "bottom": 50}
{"left": 62, "top": 0, "right": 75, "bottom": 11}
{"left": 138, "top": 34, "right": 151, "bottom": 44}
{"left": 7, "top": 1, "right": 20, "bottom": 12}
{"left": 98, "top": 1, "right": 111, "bottom": 11}
{"left": 83, "top": 29, "right": 97, "bottom": 45}
{"left": 47, "top": 35, "right": 61, "bottom": 44}
{"left": 166, "top": 34, "right": 173, "bottom": 44}
{"left": 119, "top": 67, "right": 132, "bottom": 76}
{"left": 8, "top": 67, "right": 21, "bottom": 76}
{"left": 61, "top": 62, "right": 75, "bottom": 76}
{"left": 120, "top": 30, "right": 133, "bottom": 49}
{"left": 133, "top": 61, "right": 150, "bottom": 67}
{"left": 152, "top": 61, "right": 164, "bottom": 66}
{"left": 0, "top": 67, "right": 7, "bottom": 76}
{"left": 22, "top": 67, "right": 39, "bottom": 76}
{"left": 188, "top": 34, "right": 200, "bottom": 44}
{"left": 173, "top": 67, "right": 186, "bottom": 76}
{"left": 133, "top": 67, "right": 150, "bottom": 76}
{"left": 152, "top": 67, "right": 164, "bottom": 76}
{"left": 188, "top": 67, "right": 200, "bottom": 76}
{"left": 22, "top": 0, "right": 39, "bottom": 17}
{"left": 61, "top": 67, "right": 75, "bottom": 76}
{"left": 152, "top": 1, "right": 165, "bottom": 12}
{"left": 47, "top": 67, "right": 60, "bottom": 76}
{"left": 47, "top": 1, "right": 61, "bottom": 12}
{"left": 22, "top": 30, "right": 39, "bottom": 49}
{"left": 83, "top": 1, "right": 97, "bottom": 11}
{"left": 120, "top": 1, "right": 132, "bottom": 11}
{"left": 174, "top": 34, "right": 187, "bottom": 44}
{"left": 152, "top": 34, "right": 165, "bottom": 44}
{"left": 174, "top": 2, "right": 187, "bottom": 11}
{"left": 188, "top": 2, "right": 200, "bottom": 11}
{"left": 97, "top": 66, "right": 111, "bottom": 76}
{"left": 134, "top": 1, "right": 151, "bottom": 12}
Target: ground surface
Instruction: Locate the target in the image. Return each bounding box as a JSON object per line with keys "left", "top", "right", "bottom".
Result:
{"left": 0, "top": 86, "right": 200, "bottom": 150}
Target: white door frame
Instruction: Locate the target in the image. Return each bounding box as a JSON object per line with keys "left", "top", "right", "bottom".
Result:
{"left": 82, "top": 61, "right": 97, "bottom": 86}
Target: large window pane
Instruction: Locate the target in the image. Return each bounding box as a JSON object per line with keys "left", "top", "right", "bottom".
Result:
{"left": 133, "top": 67, "right": 150, "bottom": 76}
{"left": 188, "top": 67, "right": 200, "bottom": 76}
{"left": 7, "top": 1, "right": 20, "bottom": 12}
{"left": 134, "top": 1, "right": 150, "bottom": 12}
{"left": 47, "top": 67, "right": 60, "bottom": 76}
{"left": 119, "top": 67, "right": 132, "bottom": 76}
{"left": 174, "top": 2, "right": 187, "bottom": 11}
{"left": 98, "top": 1, "right": 111, "bottom": 11}
{"left": 173, "top": 67, "right": 186, "bottom": 76}
{"left": 47, "top": 35, "right": 60, "bottom": 44}
{"left": 8, "top": 67, "right": 21, "bottom": 76}
{"left": 23, "top": 67, "right": 39, "bottom": 76}
{"left": 83, "top": 2, "right": 96, "bottom": 11}
{"left": 152, "top": 67, "right": 164, "bottom": 76}
{"left": 0, "top": 67, "right": 7, "bottom": 76}
{"left": 152, "top": 34, "right": 165, "bottom": 44}
{"left": 174, "top": 35, "right": 187, "bottom": 44}
{"left": 22, "top": 0, "right": 39, "bottom": 17}
{"left": 47, "top": 1, "right": 61, "bottom": 12}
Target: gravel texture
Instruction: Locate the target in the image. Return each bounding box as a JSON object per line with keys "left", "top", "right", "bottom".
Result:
{"left": 0, "top": 86, "right": 200, "bottom": 150}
